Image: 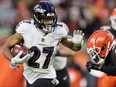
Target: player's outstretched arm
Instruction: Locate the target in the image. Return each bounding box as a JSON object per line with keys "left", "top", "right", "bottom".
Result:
{"left": 61, "top": 30, "right": 84, "bottom": 51}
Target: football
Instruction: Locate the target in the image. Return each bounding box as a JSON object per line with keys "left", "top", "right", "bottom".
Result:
{"left": 11, "top": 44, "right": 28, "bottom": 58}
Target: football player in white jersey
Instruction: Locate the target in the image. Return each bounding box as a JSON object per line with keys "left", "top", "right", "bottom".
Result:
{"left": 2, "top": 1, "right": 84, "bottom": 87}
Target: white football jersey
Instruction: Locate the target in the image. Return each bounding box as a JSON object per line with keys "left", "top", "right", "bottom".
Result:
{"left": 16, "top": 19, "right": 69, "bottom": 84}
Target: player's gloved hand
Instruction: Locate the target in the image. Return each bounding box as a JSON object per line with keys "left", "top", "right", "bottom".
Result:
{"left": 67, "top": 30, "right": 84, "bottom": 46}
{"left": 86, "top": 61, "right": 102, "bottom": 72}
{"left": 10, "top": 51, "right": 31, "bottom": 66}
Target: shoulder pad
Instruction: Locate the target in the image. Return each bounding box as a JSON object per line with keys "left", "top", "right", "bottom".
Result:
{"left": 57, "top": 22, "right": 66, "bottom": 27}
{"left": 22, "top": 20, "right": 31, "bottom": 24}
{"left": 56, "top": 22, "right": 69, "bottom": 32}
{"left": 16, "top": 20, "right": 32, "bottom": 29}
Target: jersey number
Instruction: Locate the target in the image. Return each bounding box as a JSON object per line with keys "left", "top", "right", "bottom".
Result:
{"left": 28, "top": 46, "right": 54, "bottom": 69}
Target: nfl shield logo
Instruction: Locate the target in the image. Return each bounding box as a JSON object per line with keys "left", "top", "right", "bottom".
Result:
{"left": 41, "top": 38, "right": 45, "bottom": 42}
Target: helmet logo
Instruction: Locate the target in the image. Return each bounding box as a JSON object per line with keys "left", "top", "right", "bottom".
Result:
{"left": 41, "top": 38, "right": 45, "bottom": 42}
{"left": 47, "top": 13, "right": 55, "bottom": 16}
{"left": 34, "top": 5, "right": 46, "bottom": 13}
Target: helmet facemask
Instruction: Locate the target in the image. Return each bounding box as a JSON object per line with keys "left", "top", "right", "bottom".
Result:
{"left": 87, "top": 42, "right": 111, "bottom": 64}
{"left": 41, "top": 14, "right": 57, "bottom": 33}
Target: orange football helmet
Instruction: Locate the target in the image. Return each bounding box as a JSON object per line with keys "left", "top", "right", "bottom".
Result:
{"left": 87, "top": 30, "right": 114, "bottom": 64}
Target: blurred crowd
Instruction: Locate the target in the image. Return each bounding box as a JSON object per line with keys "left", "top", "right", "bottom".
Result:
{"left": 0, "top": 0, "right": 116, "bottom": 87}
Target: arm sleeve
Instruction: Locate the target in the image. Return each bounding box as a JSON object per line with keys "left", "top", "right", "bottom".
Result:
{"left": 100, "top": 65, "right": 116, "bottom": 76}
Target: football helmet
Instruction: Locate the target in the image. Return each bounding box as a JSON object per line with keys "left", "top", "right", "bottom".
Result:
{"left": 87, "top": 30, "right": 114, "bottom": 64}
{"left": 33, "top": 1, "right": 57, "bottom": 33}
{"left": 110, "top": 8, "right": 116, "bottom": 30}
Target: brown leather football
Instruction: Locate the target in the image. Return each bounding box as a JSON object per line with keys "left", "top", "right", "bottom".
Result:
{"left": 11, "top": 44, "right": 28, "bottom": 58}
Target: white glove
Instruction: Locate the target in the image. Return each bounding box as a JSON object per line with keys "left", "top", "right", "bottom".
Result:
{"left": 10, "top": 63, "right": 19, "bottom": 69}
{"left": 10, "top": 51, "right": 31, "bottom": 66}
{"left": 68, "top": 30, "right": 84, "bottom": 46}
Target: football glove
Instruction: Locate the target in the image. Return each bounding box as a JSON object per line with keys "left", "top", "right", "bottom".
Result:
{"left": 86, "top": 61, "right": 101, "bottom": 72}
{"left": 10, "top": 63, "right": 19, "bottom": 69}
{"left": 10, "top": 51, "right": 31, "bottom": 66}
{"left": 67, "top": 30, "right": 84, "bottom": 46}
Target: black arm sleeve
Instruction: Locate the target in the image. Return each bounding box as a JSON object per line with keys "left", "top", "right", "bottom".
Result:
{"left": 100, "top": 65, "right": 116, "bottom": 76}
